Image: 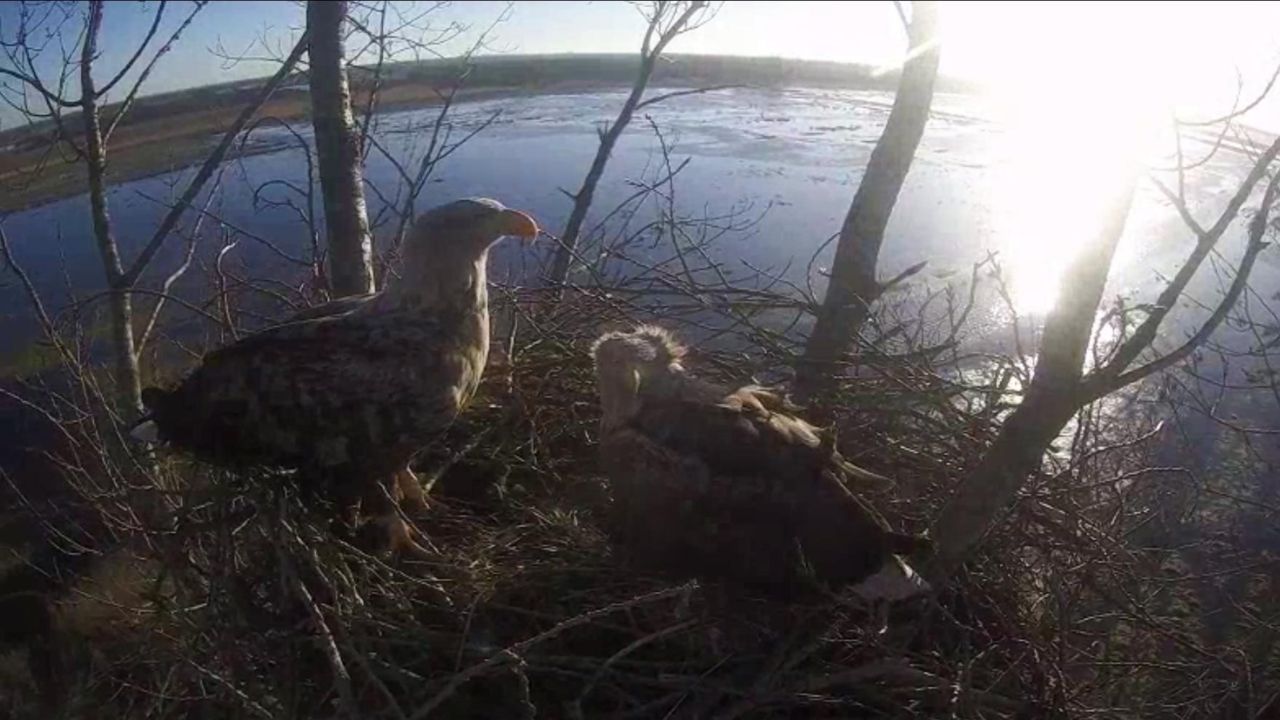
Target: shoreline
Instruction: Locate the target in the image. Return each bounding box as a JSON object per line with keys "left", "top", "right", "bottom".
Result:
{"left": 0, "top": 84, "right": 557, "bottom": 214}
{"left": 3, "top": 80, "right": 1266, "bottom": 216}
{"left": 0, "top": 81, "right": 963, "bottom": 215}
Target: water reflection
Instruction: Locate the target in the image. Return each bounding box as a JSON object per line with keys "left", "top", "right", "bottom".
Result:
{"left": 990, "top": 83, "right": 1168, "bottom": 316}
{"left": 0, "top": 87, "right": 1273, "bottom": 479}
{"left": 0, "top": 87, "right": 1252, "bottom": 357}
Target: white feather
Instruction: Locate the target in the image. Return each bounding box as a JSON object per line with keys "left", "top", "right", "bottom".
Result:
{"left": 850, "top": 556, "right": 931, "bottom": 602}
{"left": 129, "top": 420, "right": 161, "bottom": 444}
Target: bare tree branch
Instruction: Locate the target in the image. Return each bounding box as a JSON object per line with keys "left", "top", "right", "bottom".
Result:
{"left": 633, "top": 83, "right": 740, "bottom": 111}
{"left": 0, "top": 224, "right": 73, "bottom": 365}
{"left": 1179, "top": 60, "right": 1280, "bottom": 128}
{"left": 1094, "top": 135, "right": 1280, "bottom": 387}
{"left": 96, "top": 0, "right": 168, "bottom": 96}
{"left": 548, "top": 0, "right": 714, "bottom": 288}
{"left": 1089, "top": 172, "right": 1280, "bottom": 396}
{"left": 118, "top": 31, "right": 309, "bottom": 288}
{"left": 103, "top": 1, "right": 209, "bottom": 141}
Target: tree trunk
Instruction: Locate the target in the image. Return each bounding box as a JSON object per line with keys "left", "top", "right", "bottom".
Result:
{"left": 795, "top": 1, "right": 941, "bottom": 397}
{"left": 308, "top": 0, "right": 375, "bottom": 298}
{"left": 86, "top": 113, "right": 143, "bottom": 413}
{"left": 923, "top": 179, "right": 1137, "bottom": 581}
{"left": 80, "top": 1, "right": 143, "bottom": 413}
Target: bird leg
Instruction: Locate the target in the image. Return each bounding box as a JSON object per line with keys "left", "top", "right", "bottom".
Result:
{"left": 393, "top": 464, "right": 433, "bottom": 556}
{"left": 395, "top": 465, "right": 429, "bottom": 514}
{"left": 359, "top": 473, "right": 432, "bottom": 561}
{"left": 324, "top": 470, "right": 365, "bottom": 544}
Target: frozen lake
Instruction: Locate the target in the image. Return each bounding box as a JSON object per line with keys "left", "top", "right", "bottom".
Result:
{"left": 0, "top": 87, "right": 1268, "bottom": 359}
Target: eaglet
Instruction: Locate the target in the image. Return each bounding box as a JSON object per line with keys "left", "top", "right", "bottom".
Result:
{"left": 130, "top": 198, "right": 539, "bottom": 556}
{"left": 592, "top": 325, "right": 931, "bottom": 601}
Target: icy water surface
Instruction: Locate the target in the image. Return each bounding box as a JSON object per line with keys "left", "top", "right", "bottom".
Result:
{"left": 0, "top": 87, "right": 1266, "bottom": 355}
{"left": 0, "top": 87, "right": 1277, "bottom": 485}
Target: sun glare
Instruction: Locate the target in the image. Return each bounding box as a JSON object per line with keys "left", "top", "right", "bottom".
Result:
{"left": 942, "top": 2, "right": 1244, "bottom": 314}
{"left": 989, "top": 63, "right": 1165, "bottom": 315}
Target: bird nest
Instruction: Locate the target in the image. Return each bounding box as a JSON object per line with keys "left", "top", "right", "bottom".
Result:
{"left": 0, "top": 290, "right": 1058, "bottom": 719}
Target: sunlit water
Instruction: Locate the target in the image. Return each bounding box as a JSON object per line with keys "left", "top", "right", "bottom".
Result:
{"left": 0, "top": 88, "right": 1271, "bottom": 395}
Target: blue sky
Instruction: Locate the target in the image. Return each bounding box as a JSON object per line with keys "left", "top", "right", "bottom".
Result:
{"left": 1, "top": 1, "right": 1279, "bottom": 130}
{"left": 0, "top": 1, "right": 904, "bottom": 100}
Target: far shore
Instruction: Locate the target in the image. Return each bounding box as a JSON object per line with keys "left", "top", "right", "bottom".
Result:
{"left": 2, "top": 71, "right": 1267, "bottom": 215}
{"left": 0, "top": 82, "right": 616, "bottom": 214}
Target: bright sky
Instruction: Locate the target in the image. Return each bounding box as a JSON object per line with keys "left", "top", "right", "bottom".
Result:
{"left": 2, "top": 1, "right": 1278, "bottom": 129}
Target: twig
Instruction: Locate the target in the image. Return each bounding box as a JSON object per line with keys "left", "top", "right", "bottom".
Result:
{"left": 410, "top": 583, "right": 696, "bottom": 719}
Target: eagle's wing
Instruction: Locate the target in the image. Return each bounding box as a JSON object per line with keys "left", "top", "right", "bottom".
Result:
{"left": 630, "top": 391, "right": 882, "bottom": 507}
{"left": 600, "top": 425, "right": 798, "bottom": 590}
{"left": 279, "top": 294, "right": 375, "bottom": 324}
{"left": 623, "top": 393, "right": 910, "bottom": 586}
{"left": 721, "top": 386, "right": 893, "bottom": 490}
{"left": 153, "top": 308, "right": 481, "bottom": 470}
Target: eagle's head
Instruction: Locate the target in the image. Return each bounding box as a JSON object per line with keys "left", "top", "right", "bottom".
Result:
{"left": 414, "top": 198, "right": 539, "bottom": 246}
{"left": 395, "top": 198, "right": 539, "bottom": 307}
{"left": 591, "top": 325, "right": 687, "bottom": 430}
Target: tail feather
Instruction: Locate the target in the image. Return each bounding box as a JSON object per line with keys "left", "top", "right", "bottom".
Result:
{"left": 128, "top": 419, "right": 161, "bottom": 444}
{"left": 885, "top": 531, "right": 931, "bottom": 556}
{"left": 851, "top": 556, "right": 931, "bottom": 602}
{"left": 129, "top": 387, "right": 169, "bottom": 444}
{"left": 840, "top": 460, "right": 895, "bottom": 490}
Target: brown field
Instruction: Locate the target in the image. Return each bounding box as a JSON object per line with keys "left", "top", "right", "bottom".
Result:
{"left": 0, "top": 52, "right": 948, "bottom": 213}
{"left": 0, "top": 83, "right": 553, "bottom": 213}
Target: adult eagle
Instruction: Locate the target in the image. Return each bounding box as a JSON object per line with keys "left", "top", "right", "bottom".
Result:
{"left": 131, "top": 198, "right": 539, "bottom": 555}
{"left": 591, "top": 325, "right": 930, "bottom": 601}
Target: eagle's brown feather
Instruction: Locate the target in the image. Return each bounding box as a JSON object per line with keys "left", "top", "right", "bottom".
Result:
{"left": 145, "top": 306, "right": 482, "bottom": 473}
{"left": 134, "top": 198, "right": 538, "bottom": 557}
{"left": 593, "top": 326, "right": 930, "bottom": 598}
{"left": 600, "top": 426, "right": 799, "bottom": 590}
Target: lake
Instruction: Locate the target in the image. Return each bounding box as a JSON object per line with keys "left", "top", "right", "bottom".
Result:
{"left": 0, "top": 86, "right": 1272, "bottom": 389}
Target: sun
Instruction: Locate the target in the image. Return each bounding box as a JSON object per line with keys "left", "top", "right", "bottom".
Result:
{"left": 987, "top": 65, "right": 1166, "bottom": 315}
{"left": 939, "top": 1, "right": 1273, "bottom": 315}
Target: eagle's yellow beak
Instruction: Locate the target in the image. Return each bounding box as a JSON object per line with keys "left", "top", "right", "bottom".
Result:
{"left": 500, "top": 209, "right": 540, "bottom": 242}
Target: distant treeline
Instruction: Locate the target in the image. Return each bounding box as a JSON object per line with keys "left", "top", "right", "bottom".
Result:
{"left": 385, "top": 53, "right": 981, "bottom": 92}
{"left": 0, "top": 53, "right": 982, "bottom": 150}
